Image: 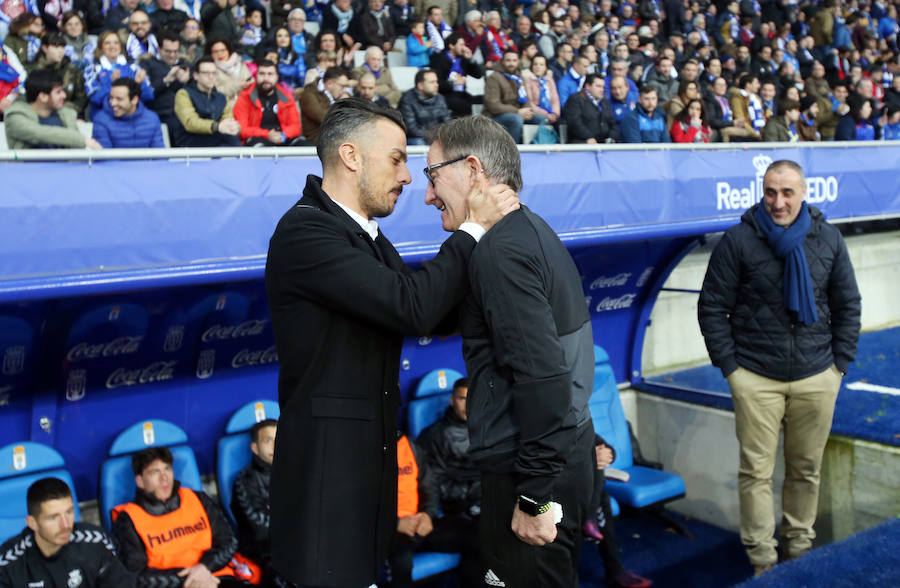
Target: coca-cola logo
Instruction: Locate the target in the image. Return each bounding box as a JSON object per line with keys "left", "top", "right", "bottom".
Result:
{"left": 106, "top": 361, "right": 177, "bottom": 389}
{"left": 67, "top": 336, "right": 143, "bottom": 362}
{"left": 231, "top": 346, "right": 278, "bottom": 369}
{"left": 589, "top": 273, "right": 632, "bottom": 290}
{"left": 595, "top": 294, "right": 637, "bottom": 312}
{"left": 201, "top": 319, "right": 269, "bottom": 342}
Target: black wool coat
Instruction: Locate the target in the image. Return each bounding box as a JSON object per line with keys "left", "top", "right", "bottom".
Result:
{"left": 264, "top": 175, "right": 475, "bottom": 586}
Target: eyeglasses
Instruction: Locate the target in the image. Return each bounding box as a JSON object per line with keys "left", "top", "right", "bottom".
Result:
{"left": 423, "top": 155, "right": 467, "bottom": 187}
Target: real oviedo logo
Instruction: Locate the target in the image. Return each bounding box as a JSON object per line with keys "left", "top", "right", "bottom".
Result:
{"left": 715, "top": 154, "right": 838, "bottom": 211}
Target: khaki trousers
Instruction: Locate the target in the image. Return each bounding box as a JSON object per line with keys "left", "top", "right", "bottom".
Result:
{"left": 726, "top": 364, "right": 842, "bottom": 566}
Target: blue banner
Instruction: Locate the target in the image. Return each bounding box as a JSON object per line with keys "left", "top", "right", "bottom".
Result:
{"left": 2, "top": 146, "right": 899, "bottom": 295}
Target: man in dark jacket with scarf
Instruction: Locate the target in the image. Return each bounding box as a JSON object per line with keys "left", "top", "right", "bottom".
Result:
{"left": 231, "top": 419, "right": 276, "bottom": 578}
{"left": 698, "top": 160, "right": 860, "bottom": 577}
{"left": 563, "top": 74, "right": 620, "bottom": 143}
{"left": 92, "top": 78, "right": 165, "bottom": 148}
{"left": 264, "top": 98, "right": 518, "bottom": 587}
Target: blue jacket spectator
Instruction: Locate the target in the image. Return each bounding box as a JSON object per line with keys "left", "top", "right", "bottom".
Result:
{"left": 556, "top": 56, "right": 589, "bottom": 109}
{"left": 273, "top": 26, "right": 306, "bottom": 89}
{"left": 91, "top": 79, "right": 165, "bottom": 148}
{"left": 406, "top": 21, "right": 431, "bottom": 68}
{"left": 604, "top": 59, "right": 638, "bottom": 103}
{"left": 621, "top": 86, "right": 670, "bottom": 143}
{"left": 834, "top": 94, "right": 878, "bottom": 141}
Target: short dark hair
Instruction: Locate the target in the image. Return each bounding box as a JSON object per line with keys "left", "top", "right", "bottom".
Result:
{"left": 158, "top": 29, "right": 180, "bottom": 45}
{"left": 780, "top": 98, "right": 800, "bottom": 112}
{"left": 43, "top": 33, "right": 66, "bottom": 48}
{"left": 415, "top": 67, "right": 436, "bottom": 85}
{"left": 112, "top": 77, "right": 141, "bottom": 100}
{"left": 444, "top": 33, "right": 462, "bottom": 48}
{"left": 250, "top": 418, "right": 278, "bottom": 443}
{"left": 317, "top": 97, "right": 405, "bottom": 168}
{"left": 555, "top": 42, "right": 573, "bottom": 57}
{"left": 256, "top": 58, "right": 277, "bottom": 71}
{"left": 453, "top": 377, "right": 469, "bottom": 391}
{"left": 194, "top": 55, "right": 216, "bottom": 72}
{"left": 322, "top": 65, "right": 347, "bottom": 83}
{"left": 639, "top": 84, "right": 657, "bottom": 96}
{"left": 427, "top": 5, "right": 441, "bottom": 16}
{"left": 27, "top": 477, "right": 72, "bottom": 517}
{"left": 131, "top": 446, "right": 174, "bottom": 476}
{"left": 25, "top": 69, "right": 62, "bottom": 103}
{"left": 584, "top": 73, "right": 602, "bottom": 86}
{"left": 739, "top": 73, "right": 759, "bottom": 89}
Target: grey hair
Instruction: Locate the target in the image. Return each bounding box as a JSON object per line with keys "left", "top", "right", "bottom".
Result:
{"left": 288, "top": 8, "right": 305, "bottom": 19}
{"left": 765, "top": 160, "right": 805, "bottom": 183}
{"left": 465, "top": 10, "right": 482, "bottom": 23}
{"left": 427, "top": 116, "right": 522, "bottom": 192}
{"left": 365, "top": 45, "right": 384, "bottom": 59}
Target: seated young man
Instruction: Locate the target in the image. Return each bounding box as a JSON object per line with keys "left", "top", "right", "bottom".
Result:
{"left": 112, "top": 447, "right": 248, "bottom": 588}
{"left": 231, "top": 418, "right": 277, "bottom": 576}
{"left": 0, "top": 477, "right": 134, "bottom": 587}
{"left": 386, "top": 433, "right": 482, "bottom": 588}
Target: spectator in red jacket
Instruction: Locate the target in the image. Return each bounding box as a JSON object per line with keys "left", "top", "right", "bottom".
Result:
{"left": 670, "top": 98, "right": 712, "bottom": 142}
{"left": 233, "top": 59, "right": 304, "bottom": 146}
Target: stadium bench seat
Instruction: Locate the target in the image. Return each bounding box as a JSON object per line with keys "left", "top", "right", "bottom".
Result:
{"left": 406, "top": 368, "right": 465, "bottom": 580}
{"left": 407, "top": 368, "right": 463, "bottom": 439}
{"left": 391, "top": 66, "right": 418, "bottom": 93}
{"left": 590, "top": 346, "right": 686, "bottom": 509}
{"left": 0, "top": 442, "right": 81, "bottom": 543}
{"left": 216, "top": 399, "right": 280, "bottom": 528}
{"left": 98, "top": 419, "right": 202, "bottom": 531}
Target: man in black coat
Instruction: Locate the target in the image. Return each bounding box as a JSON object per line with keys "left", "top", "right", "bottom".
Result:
{"left": 398, "top": 68, "right": 452, "bottom": 145}
{"left": 264, "top": 98, "right": 518, "bottom": 587}
{"left": 563, "top": 74, "right": 621, "bottom": 143}
{"left": 425, "top": 115, "right": 595, "bottom": 587}
{"left": 231, "top": 419, "right": 277, "bottom": 579}
{"left": 144, "top": 30, "right": 189, "bottom": 144}
{"left": 698, "top": 160, "right": 860, "bottom": 576}
{"left": 429, "top": 33, "right": 484, "bottom": 117}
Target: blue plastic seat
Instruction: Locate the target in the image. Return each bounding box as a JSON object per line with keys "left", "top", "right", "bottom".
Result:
{"left": 590, "top": 346, "right": 686, "bottom": 509}
{"left": 414, "top": 368, "right": 464, "bottom": 399}
{"left": 407, "top": 368, "right": 464, "bottom": 440}
{"left": 216, "top": 400, "right": 280, "bottom": 528}
{"left": 411, "top": 552, "right": 462, "bottom": 582}
{"left": 0, "top": 442, "right": 81, "bottom": 543}
{"left": 99, "top": 419, "right": 202, "bottom": 531}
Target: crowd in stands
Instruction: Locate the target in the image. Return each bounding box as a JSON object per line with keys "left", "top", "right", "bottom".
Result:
{"left": 2, "top": 0, "right": 900, "bottom": 148}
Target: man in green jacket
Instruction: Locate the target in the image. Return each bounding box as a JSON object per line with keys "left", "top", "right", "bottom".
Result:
{"left": 32, "top": 34, "right": 88, "bottom": 117}
{"left": 4, "top": 69, "right": 102, "bottom": 150}
{"left": 761, "top": 98, "right": 801, "bottom": 142}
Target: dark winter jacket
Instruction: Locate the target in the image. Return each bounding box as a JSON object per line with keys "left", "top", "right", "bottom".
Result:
{"left": 112, "top": 482, "right": 238, "bottom": 587}
{"left": 461, "top": 206, "right": 594, "bottom": 504}
{"left": 563, "top": 91, "right": 621, "bottom": 143}
{"left": 231, "top": 454, "right": 271, "bottom": 565}
{"left": 397, "top": 88, "right": 451, "bottom": 139}
{"left": 418, "top": 407, "right": 481, "bottom": 516}
{"left": 698, "top": 204, "right": 861, "bottom": 381}
{"left": 0, "top": 522, "right": 135, "bottom": 587}
{"left": 92, "top": 101, "right": 165, "bottom": 148}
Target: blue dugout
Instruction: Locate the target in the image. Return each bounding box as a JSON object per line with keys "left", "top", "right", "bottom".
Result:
{"left": 1, "top": 143, "right": 899, "bottom": 502}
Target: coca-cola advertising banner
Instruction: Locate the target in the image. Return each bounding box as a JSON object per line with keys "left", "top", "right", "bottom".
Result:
{"left": 25, "top": 283, "right": 277, "bottom": 402}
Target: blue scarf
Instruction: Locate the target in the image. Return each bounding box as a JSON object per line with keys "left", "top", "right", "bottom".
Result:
{"left": 445, "top": 50, "right": 464, "bottom": 90}
{"left": 364, "top": 62, "right": 381, "bottom": 79}
{"left": 331, "top": 3, "right": 353, "bottom": 33}
{"left": 503, "top": 73, "right": 528, "bottom": 104}
{"left": 538, "top": 76, "right": 551, "bottom": 111}
{"left": 25, "top": 35, "right": 42, "bottom": 62}
{"left": 753, "top": 202, "right": 817, "bottom": 326}
{"left": 855, "top": 122, "right": 875, "bottom": 141}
